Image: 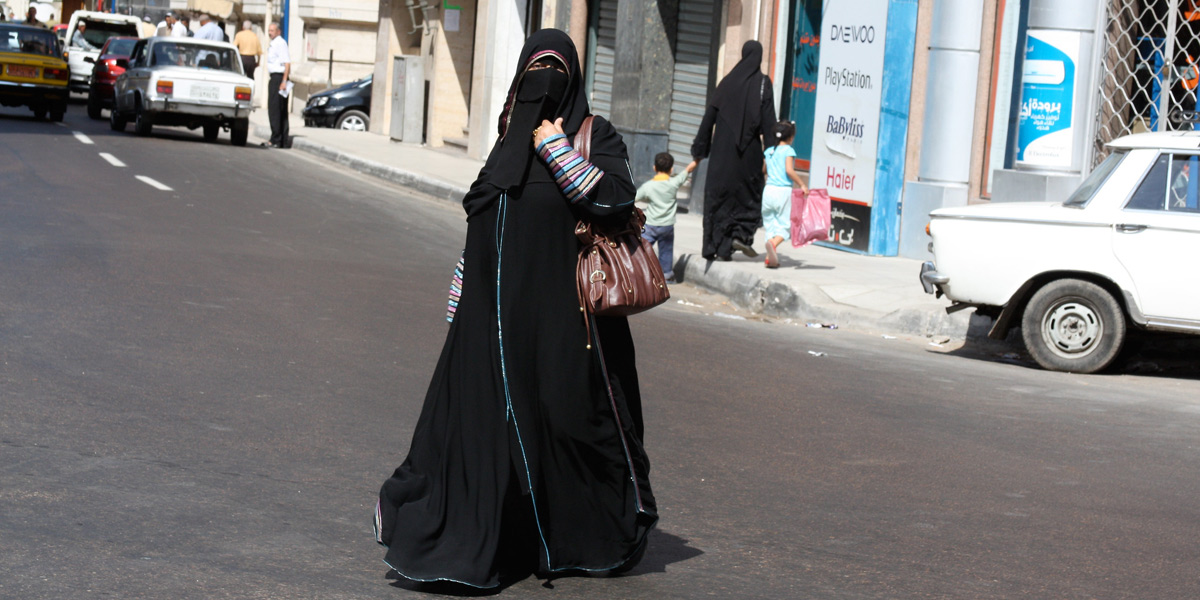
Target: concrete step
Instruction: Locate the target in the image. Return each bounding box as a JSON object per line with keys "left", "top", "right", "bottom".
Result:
{"left": 442, "top": 136, "right": 469, "bottom": 150}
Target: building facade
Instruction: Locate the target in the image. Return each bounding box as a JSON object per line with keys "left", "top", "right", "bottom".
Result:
{"left": 357, "top": 1, "right": 1183, "bottom": 258}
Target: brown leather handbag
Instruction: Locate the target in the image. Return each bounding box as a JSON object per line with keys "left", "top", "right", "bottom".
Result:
{"left": 572, "top": 116, "right": 671, "bottom": 321}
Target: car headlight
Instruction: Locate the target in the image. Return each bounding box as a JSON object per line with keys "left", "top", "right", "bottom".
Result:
{"left": 310, "top": 96, "right": 330, "bottom": 107}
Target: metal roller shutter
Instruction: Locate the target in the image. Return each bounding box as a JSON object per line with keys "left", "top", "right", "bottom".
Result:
{"left": 589, "top": 0, "right": 618, "bottom": 118}
{"left": 668, "top": 0, "right": 718, "bottom": 166}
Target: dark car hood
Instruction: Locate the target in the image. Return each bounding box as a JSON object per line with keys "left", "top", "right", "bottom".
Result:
{"left": 312, "top": 76, "right": 371, "bottom": 99}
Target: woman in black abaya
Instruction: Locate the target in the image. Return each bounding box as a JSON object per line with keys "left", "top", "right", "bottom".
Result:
{"left": 692, "top": 40, "right": 777, "bottom": 261}
{"left": 374, "top": 29, "right": 656, "bottom": 589}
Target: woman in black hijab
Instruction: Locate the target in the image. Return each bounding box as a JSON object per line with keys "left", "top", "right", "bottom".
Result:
{"left": 374, "top": 29, "right": 656, "bottom": 589}
{"left": 692, "top": 40, "right": 778, "bottom": 261}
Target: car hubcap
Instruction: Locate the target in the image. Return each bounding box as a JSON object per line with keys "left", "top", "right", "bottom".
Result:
{"left": 1041, "top": 299, "right": 1102, "bottom": 358}
{"left": 340, "top": 115, "right": 366, "bottom": 131}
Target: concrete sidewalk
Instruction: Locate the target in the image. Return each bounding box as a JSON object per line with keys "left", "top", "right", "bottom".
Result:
{"left": 249, "top": 111, "right": 970, "bottom": 339}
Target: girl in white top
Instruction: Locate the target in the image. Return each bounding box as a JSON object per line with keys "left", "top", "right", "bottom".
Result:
{"left": 761, "top": 121, "right": 808, "bottom": 268}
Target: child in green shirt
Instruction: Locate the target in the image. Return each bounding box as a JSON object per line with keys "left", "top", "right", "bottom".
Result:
{"left": 635, "top": 152, "right": 697, "bottom": 282}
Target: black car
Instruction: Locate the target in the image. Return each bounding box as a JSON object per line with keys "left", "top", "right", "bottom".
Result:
{"left": 303, "top": 74, "right": 371, "bottom": 131}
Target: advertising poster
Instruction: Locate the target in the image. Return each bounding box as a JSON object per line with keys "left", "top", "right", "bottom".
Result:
{"left": 808, "top": 0, "right": 889, "bottom": 252}
{"left": 789, "top": 1, "right": 822, "bottom": 169}
{"left": 1016, "top": 30, "right": 1078, "bottom": 168}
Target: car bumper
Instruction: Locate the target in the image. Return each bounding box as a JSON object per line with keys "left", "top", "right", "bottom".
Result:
{"left": 0, "top": 80, "right": 69, "bottom": 107}
{"left": 146, "top": 97, "right": 254, "bottom": 120}
{"left": 302, "top": 104, "right": 337, "bottom": 127}
{"left": 90, "top": 83, "right": 115, "bottom": 103}
{"left": 919, "top": 261, "right": 949, "bottom": 295}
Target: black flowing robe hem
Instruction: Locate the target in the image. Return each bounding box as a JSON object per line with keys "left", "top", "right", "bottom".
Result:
{"left": 692, "top": 76, "right": 777, "bottom": 258}
{"left": 376, "top": 114, "right": 656, "bottom": 590}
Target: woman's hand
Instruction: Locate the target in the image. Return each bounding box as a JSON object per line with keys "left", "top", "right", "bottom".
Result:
{"left": 533, "top": 117, "right": 565, "bottom": 149}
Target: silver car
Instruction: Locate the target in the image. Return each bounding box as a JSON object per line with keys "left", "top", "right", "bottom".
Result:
{"left": 110, "top": 37, "right": 254, "bottom": 146}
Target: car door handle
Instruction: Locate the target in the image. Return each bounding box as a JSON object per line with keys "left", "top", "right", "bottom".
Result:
{"left": 1115, "top": 223, "right": 1147, "bottom": 233}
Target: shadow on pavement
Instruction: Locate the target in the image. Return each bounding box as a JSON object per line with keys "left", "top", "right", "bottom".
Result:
{"left": 629, "top": 528, "right": 705, "bottom": 574}
{"left": 942, "top": 329, "right": 1200, "bottom": 380}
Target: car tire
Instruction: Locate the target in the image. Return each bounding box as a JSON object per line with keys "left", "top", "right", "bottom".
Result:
{"left": 110, "top": 103, "right": 127, "bottom": 132}
{"left": 230, "top": 118, "right": 248, "bottom": 147}
{"left": 134, "top": 99, "right": 153, "bottom": 137}
{"left": 87, "top": 94, "right": 102, "bottom": 120}
{"left": 33, "top": 107, "right": 46, "bottom": 120}
{"left": 1021, "top": 278, "right": 1126, "bottom": 374}
{"left": 50, "top": 111, "right": 64, "bottom": 122}
{"left": 203, "top": 124, "right": 220, "bottom": 142}
{"left": 335, "top": 109, "right": 369, "bottom": 131}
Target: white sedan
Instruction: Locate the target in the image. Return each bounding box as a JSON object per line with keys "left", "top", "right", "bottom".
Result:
{"left": 921, "top": 131, "right": 1200, "bottom": 373}
{"left": 111, "top": 37, "right": 253, "bottom": 145}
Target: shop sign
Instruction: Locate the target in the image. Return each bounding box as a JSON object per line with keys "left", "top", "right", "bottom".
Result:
{"left": 809, "top": 0, "right": 889, "bottom": 251}
{"left": 1016, "top": 30, "right": 1078, "bottom": 168}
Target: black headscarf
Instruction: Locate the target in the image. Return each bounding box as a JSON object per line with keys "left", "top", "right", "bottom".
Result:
{"left": 711, "top": 41, "right": 768, "bottom": 151}
{"left": 480, "top": 29, "right": 591, "bottom": 193}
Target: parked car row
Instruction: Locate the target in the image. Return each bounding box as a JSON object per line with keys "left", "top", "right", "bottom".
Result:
{"left": 921, "top": 131, "right": 1200, "bottom": 374}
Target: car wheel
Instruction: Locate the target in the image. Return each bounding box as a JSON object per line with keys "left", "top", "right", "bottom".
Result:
{"left": 87, "top": 94, "right": 102, "bottom": 120}
{"left": 335, "top": 109, "right": 369, "bottom": 131}
{"left": 110, "top": 103, "right": 127, "bottom": 132}
{"left": 33, "top": 107, "right": 46, "bottom": 120}
{"left": 230, "top": 118, "right": 249, "bottom": 147}
{"left": 134, "top": 99, "right": 153, "bottom": 137}
{"left": 203, "top": 124, "right": 219, "bottom": 142}
{"left": 1021, "top": 278, "right": 1126, "bottom": 374}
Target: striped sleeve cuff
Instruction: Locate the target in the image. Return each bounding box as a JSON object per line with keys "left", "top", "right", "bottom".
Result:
{"left": 536, "top": 133, "right": 604, "bottom": 204}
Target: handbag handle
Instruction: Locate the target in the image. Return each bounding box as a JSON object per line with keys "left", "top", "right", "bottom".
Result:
{"left": 573, "top": 115, "right": 595, "bottom": 161}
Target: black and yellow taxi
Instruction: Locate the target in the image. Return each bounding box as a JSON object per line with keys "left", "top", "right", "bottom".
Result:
{"left": 0, "top": 23, "right": 69, "bottom": 121}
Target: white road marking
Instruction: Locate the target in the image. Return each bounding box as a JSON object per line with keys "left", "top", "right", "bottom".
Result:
{"left": 99, "top": 153, "right": 127, "bottom": 167}
{"left": 72, "top": 131, "right": 95, "bottom": 145}
{"left": 135, "top": 175, "right": 174, "bottom": 191}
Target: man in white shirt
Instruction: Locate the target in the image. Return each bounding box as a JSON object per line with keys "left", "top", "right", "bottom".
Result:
{"left": 195, "top": 14, "right": 223, "bottom": 41}
{"left": 156, "top": 12, "right": 187, "bottom": 37}
{"left": 71, "top": 22, "right": 99, "bottom": 51}
{"left": 265, "top": 22, "right": 291, "bottom": 148}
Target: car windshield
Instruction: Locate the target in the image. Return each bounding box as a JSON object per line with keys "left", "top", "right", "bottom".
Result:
{"left": 1063, "top": 150, "right": 1126, "bottom": 208}
{"left": 72, "top": 20, "right": 139, "bottom": 49}
{"left": 150, "top": 42, "right": 243, "bottom": 74}
{"left": 103, "top": 38, "right": 137, "bottom": 56}
{"left": 0, "top": 25, "right": 59, "bottom": 57}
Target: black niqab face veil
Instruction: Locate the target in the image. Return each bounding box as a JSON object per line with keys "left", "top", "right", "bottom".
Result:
{"left": 712, "top": 40, "right": 767, "bottom": 151}
{"left": 482, "top": 29, "right": 591, "bottom": 191}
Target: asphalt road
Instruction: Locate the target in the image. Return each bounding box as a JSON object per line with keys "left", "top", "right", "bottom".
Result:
{"left": 3, "top": 106, "right": 1200, "bottom": 600}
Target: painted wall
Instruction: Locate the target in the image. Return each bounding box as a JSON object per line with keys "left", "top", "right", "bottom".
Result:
{"left": 426, "top": 0, "right": 477, "bottom": 146}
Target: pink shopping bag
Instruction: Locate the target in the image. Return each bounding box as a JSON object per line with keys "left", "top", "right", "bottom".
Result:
{"left": 791, "top": 188, "right": 831, "bottom": 247}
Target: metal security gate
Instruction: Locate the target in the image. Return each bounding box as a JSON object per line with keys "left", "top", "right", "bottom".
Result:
{"left": 588, "top": 0, "right": 618, "bottom": 118}
{"left": 1095, "top": 0, "right": 1200, "bottom": 162}
{"left": 667, "top": 0, "right": 719, "bottom": 167}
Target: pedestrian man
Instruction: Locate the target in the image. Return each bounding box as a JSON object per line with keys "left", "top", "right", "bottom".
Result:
{"left": 71, "top": 22, "right": 99, "bottom": 51}
{"left": 234, "top": 20, "right": 261, "bottom": 78}
{"left": 156, "top": 12, "right": 187, "bottom": 37}
{"left": 265, "top": 22, "right": 290, "bottom": 148}
{"left": 24, "top": 7, "right": 42, "bottom": 27}
{"left": 195, "top": 13, "right": 222, "bottom": 41}
{"left": 180, "top": 16, "right": 194, "bottom": 36}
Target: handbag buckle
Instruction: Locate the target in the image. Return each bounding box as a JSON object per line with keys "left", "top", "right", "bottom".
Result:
{"left": 590, "top": 270, "right": 606, "bottom": 282}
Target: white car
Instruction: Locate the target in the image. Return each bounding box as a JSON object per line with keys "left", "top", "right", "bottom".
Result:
{"left": 920, "top": 131, "right": 1200, "bottom": 373}
{"left": 63, "top": 10, "right": 143, "bottom": 94}
{"left": 111, "top": 37, "right": 253, "bottom": 145}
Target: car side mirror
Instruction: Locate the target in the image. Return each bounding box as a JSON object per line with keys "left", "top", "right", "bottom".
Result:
{"left": 115, "top": 58, "right": 129, "bottom": 68}
{"left": 84, "top": 56, "right": 95, "bottom": 63}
